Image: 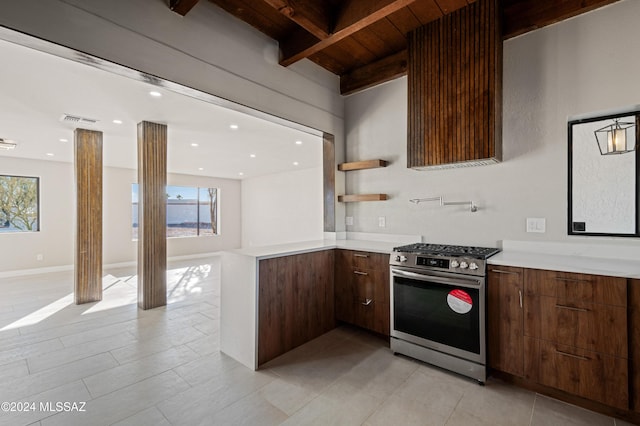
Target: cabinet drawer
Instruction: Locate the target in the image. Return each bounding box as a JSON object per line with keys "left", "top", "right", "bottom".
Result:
{"left": 525, "top": 337, "right": 628, "bottom": 410}
{"left": 353, "top": 268, "right": 388, "bottom": 304}
{"left": 524, "top": 269, "right": 626, "bottom": 307}
{"left": 358, "top": 301, "right": 389, "bottom": 336}
{"left": 352, "top": 251, "right": 388, "bottom": 271}
{"left": 525, "top": 295, "right": 627, "bottom": 358}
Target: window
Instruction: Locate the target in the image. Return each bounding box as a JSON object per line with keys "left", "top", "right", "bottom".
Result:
{"left": 132, "top": 184, "right": 218, "bottom": 239}
{"left": 0, "top": 175, "right": 40, "bottom": 233}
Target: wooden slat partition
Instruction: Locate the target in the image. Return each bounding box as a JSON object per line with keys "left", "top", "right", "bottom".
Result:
{"left": 323, "top": 132, "right": 335, "bottom": 232}
{"left": 407, "top": 0, "right": 502, "bottom": 168}
{"left": 74, "top": 129, "right": 103, "bottom": 304}
{"left": 137, "top": 121, "right": 167, "bottom": 310}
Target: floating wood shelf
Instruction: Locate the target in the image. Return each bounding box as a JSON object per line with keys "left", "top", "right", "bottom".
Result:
{"left": 337, "top": 159, "right": 388, "bottom": 171}
{"left": 338, "top": 194, "right": 388, "bottom": 202}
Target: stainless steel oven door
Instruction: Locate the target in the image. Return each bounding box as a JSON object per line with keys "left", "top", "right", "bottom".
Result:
{"left": 390, "top": 266, "right": 485, "bottom": 364}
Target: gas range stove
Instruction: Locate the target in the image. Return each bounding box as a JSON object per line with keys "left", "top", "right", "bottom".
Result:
{"left": 390, "top": 243, "right": 501, "bottom": 277}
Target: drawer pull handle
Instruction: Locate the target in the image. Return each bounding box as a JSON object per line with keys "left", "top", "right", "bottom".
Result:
{"left": 353, "top": 271, "right": 368, "bottom": 276}
{"left": 490, "top": 269, "right": 520, "bottom": 275}
{"left": 555, "top": 349, "right": 590, "bottom": 361}
{"left": 519, "top": 290, "right": 523, "bottom": 308}
{"left": 354, "top": 254, "right": 369, "bottom": 258}
{"left": 361, "top": 299, "right": 373, "bottom": 306}
{"left": 554, "top": 277, "right": 591, "bottom": 283}
{"left": 555, "top": 304, "right": 588, "bottom": 313}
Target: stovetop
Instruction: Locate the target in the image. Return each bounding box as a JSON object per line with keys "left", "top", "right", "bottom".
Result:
{"left": 392, "top": 243, "right": 500, "bottom": 260}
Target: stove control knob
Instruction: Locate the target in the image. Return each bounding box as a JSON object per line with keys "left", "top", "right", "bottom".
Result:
{"left": 459, "top": 261, "right": 469, "bottom": 269}
{"left": 469, "top": 262, "right": 479, "bottom": 270}
{"left": 400, "top": 255, "right": 408, "bottom": 262}
{"left": 450, "top": 260, "right": 460, "bottom": 268}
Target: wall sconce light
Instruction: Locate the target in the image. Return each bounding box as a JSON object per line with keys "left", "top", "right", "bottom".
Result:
{"left": 594, "top": 118, "right": 636, "bottom": 155}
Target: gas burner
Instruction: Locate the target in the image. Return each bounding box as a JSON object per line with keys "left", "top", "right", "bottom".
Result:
{"left": 393, "top": 243, "right": 500, "bottom": 260}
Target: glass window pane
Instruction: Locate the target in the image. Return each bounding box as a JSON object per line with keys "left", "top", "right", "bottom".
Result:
{"left": 131, "top": 184, "right": 219, "bottom": 239}
{"left": 198, "top": 187, "right": 218, "bottom": 236}
{"left": 167, "top": 185, "right": 198, "bottom": 238}
{"left": 0, "top": 175, "right": 39, "bottom": 233}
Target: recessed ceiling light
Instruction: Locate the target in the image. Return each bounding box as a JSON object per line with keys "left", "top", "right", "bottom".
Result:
{"left": 293, "top": 161, "right": 299, "bottom": 166}
{"left": 295, "top": 140, "right": 302, "bottom": 145}
{"left": 249, "top": 154, "right": 256, "bottom": 158}
{"left": 59, "top": 138, "right": 68, "bottom": 143}
{"left": 149, "top": 91, "right": 162, "bottom": 97}
{"left": 46, "top": 153, "right": 54, "bottom": 157}
{"left": 198, "top": 167, "right": 204, "bottom": 171}
{"left": 229, "top": 124, "right": 239, "bottom": 130}
{"left": 238, "top": 172, "right": 244, "bottom": 176}
{"left": 191, "top": 143, "right": 199, "bottom": 147}
{"left": 113, "top": 119, "right": 123, "bottom": 124}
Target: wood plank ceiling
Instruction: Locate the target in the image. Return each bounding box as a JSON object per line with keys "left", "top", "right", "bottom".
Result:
{"left": 170, "top": 0, "right": 620, "bottom": 95}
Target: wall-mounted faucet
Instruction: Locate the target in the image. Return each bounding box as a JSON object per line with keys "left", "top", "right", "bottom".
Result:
{"left": 409, "top": 196, "right": 478, "bottom": 212}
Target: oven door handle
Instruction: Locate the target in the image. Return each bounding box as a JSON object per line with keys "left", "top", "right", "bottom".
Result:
{"left": 391, "top": 268, "right": 482, "bottom": 289}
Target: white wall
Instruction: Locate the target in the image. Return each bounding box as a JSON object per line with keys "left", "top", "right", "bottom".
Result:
{"left": 0, "top": 157, "right": 241, "bottom": 273}
{"left": 241, "top": 167, "right": 323, "bottom": 247}
{"left": 344, "top": 0, "right": 640, "bottom": 247}
{"left": 0, "top": 158, "right": 74, "bottom": 272}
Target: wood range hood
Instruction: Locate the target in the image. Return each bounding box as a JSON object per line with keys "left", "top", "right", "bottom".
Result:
{"left": 407, "top": 0, "right": 502, "bottom": 170}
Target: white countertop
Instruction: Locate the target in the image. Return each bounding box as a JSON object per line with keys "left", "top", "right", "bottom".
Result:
{"left": 225, "top": 239, "right": 400, "bottom": 260}
{"left": 489, "top": 250, "right": 640, "bottom": 279}
{"left": 226, "top": 237, "right": 640, "bottom": 279}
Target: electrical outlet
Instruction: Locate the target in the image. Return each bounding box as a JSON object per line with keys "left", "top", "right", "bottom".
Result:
{"left": 345, "top": 216, "right": 354, "bottom": 226}
{"left": 526, "top": 218, "right": 546, "bottom": 233}
{"left": 36, "top": 254, "right": 43, "bottom": 261}
{"left": 378, "top": 216, "right": 386, "bottom": 227}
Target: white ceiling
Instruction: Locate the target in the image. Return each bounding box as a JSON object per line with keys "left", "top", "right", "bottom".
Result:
{"left": 0, "top": 39, "right": 323, "bottom": 180}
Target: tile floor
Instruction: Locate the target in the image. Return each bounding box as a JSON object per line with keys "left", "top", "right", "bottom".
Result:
{"left": 0, "top": 257, "right": 633, "bottom": 425}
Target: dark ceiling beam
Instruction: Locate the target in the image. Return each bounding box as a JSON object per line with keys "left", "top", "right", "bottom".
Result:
{"left": 341, "top": 0, "right": 622, "bottom": 95}
{"left": 170, "top": 0, "right": 200, "bottom": 16}
{"left": 261, "top": 0, "right": 332, "bottom": 39}
{"left": 340, "top": 50, "right": 407, "bottom": 95}
{"left": 502, "top": 0, "right": 621, "bottom": 39}
{"left": 280, "top": 0, "right": 416, "bottom": 67}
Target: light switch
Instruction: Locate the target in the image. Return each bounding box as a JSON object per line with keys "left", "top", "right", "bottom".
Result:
{"left": 526, "top": 217, "right": 546, "bottom": 233}
{"left": 378, "top": 216, "right": 386, "bottom": 227}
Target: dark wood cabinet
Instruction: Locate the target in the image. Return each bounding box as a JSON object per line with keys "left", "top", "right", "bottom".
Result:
{"left": 487, "top": 266, "right": 524, "bottom": 377}
{"left": 489, "top": 266, "right": 630, "bottom": 412}
{"left": 525, "top": 337, "right": 628, "bottom": 410}
{"left": 629, "top": 279, "right": 640, "bottom": 412}
{"left": 522, "top": 269, "right": 628, "bottom": 409}
{"left": 335, "top": 250, "right": 389, "bottom": 336}
{"left": 257, "top": 250, "right": 335, "bottom": 366}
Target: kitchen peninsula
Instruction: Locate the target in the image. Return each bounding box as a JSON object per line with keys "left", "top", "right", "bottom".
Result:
{"left": 219, "top": 236, "right": 418, "bottom": 370}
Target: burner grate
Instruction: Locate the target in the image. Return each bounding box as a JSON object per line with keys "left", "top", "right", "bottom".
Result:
{"left": 393, "top": 243, "right": 500, "bottom": 259}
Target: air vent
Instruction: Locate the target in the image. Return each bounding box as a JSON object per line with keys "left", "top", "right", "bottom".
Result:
{"left": 412, "top": 158, "right": 500, "bottom": 171}
{"left": 0, "top": 138, "right": 17, "bottom": 150}
{"left": 60, "top": 114, "right": 99, "bottom": 126}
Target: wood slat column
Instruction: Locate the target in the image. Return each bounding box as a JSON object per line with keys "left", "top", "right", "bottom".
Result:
{"left": 137, "top": 121, "right": 167, "bottom": 310}
{"left": 74, "top": 129, "right": 103, "bottom": 304}
{"left": 322, "top": 132, "right": 335, "bottom": 232}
